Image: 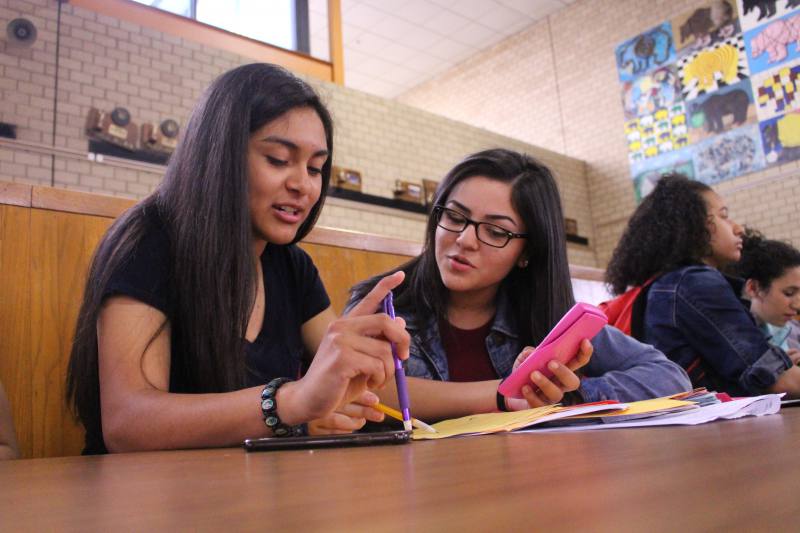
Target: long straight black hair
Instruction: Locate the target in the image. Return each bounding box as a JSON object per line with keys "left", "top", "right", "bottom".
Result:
{"left": 350, "top": 148, "right": 574, "bottom": 346}
{"left": 66, "top": 63, "right": 334, "bottom": 444}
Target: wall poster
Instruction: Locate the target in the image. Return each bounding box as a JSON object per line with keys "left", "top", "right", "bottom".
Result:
{"left": 616, "top": 0, "right": 800, "bottom": 200}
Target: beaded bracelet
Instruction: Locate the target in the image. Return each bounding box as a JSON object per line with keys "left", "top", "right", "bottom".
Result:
{"left": 260, "top": 377, "right": 308, "bottom": 437}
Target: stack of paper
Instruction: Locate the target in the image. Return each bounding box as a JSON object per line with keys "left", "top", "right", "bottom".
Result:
{"left": 411, "top": 393, "right": 783, "bottom": 440}
{"left": 527, "top": 394, "right": 782, "bottom": 433}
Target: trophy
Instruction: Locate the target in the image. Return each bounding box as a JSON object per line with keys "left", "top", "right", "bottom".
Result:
{"left": 332, "top": 166, "right": 362, "bottom": 192}
{"left": 141, "top": 119, "right": 180, "bottom": 155}
{"left": 393, "top": 180, "right": 424, "bottom": 204}
{"left": 85, "top": 107, "right": 138, "bottom": 151}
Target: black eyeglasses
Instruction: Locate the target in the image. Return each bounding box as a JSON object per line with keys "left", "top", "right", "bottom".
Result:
{"left": 432, "top": 205, "right": 527, "bottom": 248}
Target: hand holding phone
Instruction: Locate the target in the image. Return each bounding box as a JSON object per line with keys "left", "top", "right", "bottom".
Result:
{"left": 498, "top": 303, "right": 607, "bottom": 400}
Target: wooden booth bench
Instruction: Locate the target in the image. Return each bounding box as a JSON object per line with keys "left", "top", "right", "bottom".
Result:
{"left": 0, "top": 182, "right": 604, "bottom": 458}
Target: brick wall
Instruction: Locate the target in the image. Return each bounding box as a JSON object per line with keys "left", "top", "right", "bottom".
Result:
{"left": 0, "top": 0, "right": 597, "bottom": 266}
{"left": 399, "top": 0, "right": 800, "bottom": 266}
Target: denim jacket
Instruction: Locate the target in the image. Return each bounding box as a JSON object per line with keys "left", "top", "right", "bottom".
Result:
{"left": 644, "top": 265, "right": 793, "bottom": 396}
{"left": 396, "top": 289, "right": 691, "bottom": 403}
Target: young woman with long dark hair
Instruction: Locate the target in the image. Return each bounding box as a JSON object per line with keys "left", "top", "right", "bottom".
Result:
{"left": 734, "top": 229, "right": 800, "bottom": 357}
{"left": 606, "top": 174, "right": 800, "bottom": 397}
{"left": 349, "top": 149, "right": 690, "bottom": 420}
{"left": 66, "top": 64, "right": 408, "bottom": 454}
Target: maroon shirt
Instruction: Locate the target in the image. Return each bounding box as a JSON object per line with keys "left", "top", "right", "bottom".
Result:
{"left": 439, "top": 318, "right": 498, "bottom": 382}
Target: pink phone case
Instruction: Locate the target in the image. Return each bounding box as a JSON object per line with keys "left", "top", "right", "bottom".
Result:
{"left": 497, "top": 302, "right": 608, "bottom": 399}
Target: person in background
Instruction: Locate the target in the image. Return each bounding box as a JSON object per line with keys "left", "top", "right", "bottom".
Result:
{"left": 66, "top": 63, "right": 408, "bottom": 454}
{"left": 0, "top": 380, "right": 20, "bottom": 460}
{"left": 734, "top": 229, "right": 800, "bottom": 362}
{"left": 349, "top": 149, "right": 690, "bottom": 421}
{"left": 605, "top": 174, "right": 800, "bottom": 397}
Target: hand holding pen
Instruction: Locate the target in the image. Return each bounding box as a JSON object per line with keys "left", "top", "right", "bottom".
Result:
{"left": 382, "top": 291, "right": 413, "bottom": 432}
{"left": 284, "top": 272, "right": 410, "bottom": 426}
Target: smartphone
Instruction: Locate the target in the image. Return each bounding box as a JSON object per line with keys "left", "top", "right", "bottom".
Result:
{"left": 243, "top": 430, "right": 411, "bottom": 452}
{"left": 498, "top": 302, "right": 608, "bottom": 399}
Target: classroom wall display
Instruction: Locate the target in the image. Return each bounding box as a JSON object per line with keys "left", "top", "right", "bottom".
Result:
{"left": 621, "top": 66, "right": 682, "bottom": 119}
{"left": 616, "top": 23, "right": 677, "bottom": 83}
{"left": 632, "top": 146, "right": 696, "bottom": 201}
{"left": 693, "top": 123, "right": 766, "bottom": 182}
{"left": 625, "top": 102, "right": 689, "bottom": 163}
{"left": 687, "top": 80, "right": 757, "bottom": 143}
{"left": 616, "top": 0, "right": 800, "bottom": 200}
{"left": 738, "top": 0, "right": 800, "bottom": 31}
{"left": 759, "top": 109, "right": 800, "bottom": 162}
{"left": 672, "top": 0, "right": 741, "bottom": 56}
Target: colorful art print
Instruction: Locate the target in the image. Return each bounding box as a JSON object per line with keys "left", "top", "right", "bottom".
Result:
{"left": 687, "top": 80, "right": 757, "bottom": 143}
{"left": 616, "top": 23, "right": 677, "bottom": 82}
{"left": 752, "top": 61, "right": 800, "bottom": 119}
{"left": 759, "top": 110, "right": 800, "bottom": 163}
{"left": 678, "top": 35, "right": 750, "bottom": 100}
{"left": 672, "top": 0, "right": 740, "bottom": 55}
{"left": 738, "top": 0, "right": 800, "bottom": 32}
{"left": 633, "top": 160, "right": 695, "bottom": 201}
{"left": 630, "top": 145, "right": 695, "bottom": 177}
{"left": 626, "top": 102, "right": 690, "bottom": 163}
{"left": 692, "top": 124, "right": 766, "bottom": 183}
{"left": 744, "top": 9, "right": 800, "bottom": 75}
{"left": 621, "top": 65, "right": 682, "bottom": 119}
{"left": 631, "top": 146, "right": 696, "bottom": 201}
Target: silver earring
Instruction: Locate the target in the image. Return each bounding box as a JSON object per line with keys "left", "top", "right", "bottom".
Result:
{"left": 519, "top": 259, "right": 529, "bottom": 268}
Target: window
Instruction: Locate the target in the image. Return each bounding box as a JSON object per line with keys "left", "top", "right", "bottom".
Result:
{"left": 131, "top": 0, "right": 310, "bottom": 54}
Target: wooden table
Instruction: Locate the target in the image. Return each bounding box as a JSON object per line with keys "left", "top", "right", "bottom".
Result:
{"left": 2, "top": 409, "right": 799, "bottom": 532}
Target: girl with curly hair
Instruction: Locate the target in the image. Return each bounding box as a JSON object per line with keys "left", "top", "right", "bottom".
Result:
{"left": 734, "top": 229, "right": 800, "bottom": 359}
{"left": 606, "top": 174, "right": 800, "bottom": 397}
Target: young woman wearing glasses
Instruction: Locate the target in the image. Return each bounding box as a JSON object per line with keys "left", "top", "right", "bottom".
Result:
{"left": 349, "top": 149, "right": 690, "bottom": 420}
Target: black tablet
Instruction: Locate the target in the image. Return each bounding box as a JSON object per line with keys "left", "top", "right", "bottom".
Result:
{"left": 243, "top": 430, "right": 411, "bottom": 452}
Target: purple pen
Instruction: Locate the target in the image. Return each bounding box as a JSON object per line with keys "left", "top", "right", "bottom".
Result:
{"left": 383, "top": 291, "right": 413, "bottom": 432}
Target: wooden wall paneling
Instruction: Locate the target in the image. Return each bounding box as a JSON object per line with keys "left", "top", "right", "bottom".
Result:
{"left": 349, "top": 251, "right": 412, "bottom": 292}
{"left": 299, "top": 243, "right": 357, "bottom": 315}
{"left": 0, "top": 205, "right": 32, "bottom": 458}
{"left": 29, "top": 209, "right": 113, "bottom": 457}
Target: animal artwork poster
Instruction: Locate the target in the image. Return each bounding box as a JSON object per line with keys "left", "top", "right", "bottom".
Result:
{"left": 616, "top": 23, "right": 677, "bottom": 82}
{"left": 743, "top": 10, "right": 800, "bottom": 74}
{"left": 737, "top": 0, "right": 800, "bottom": 31}
{"left": 616, "top": 0, "right": 800, "bottom": 201}
{"left": 687, "top": 80, "right": 757, "bottom": 143}
{"left": 759, "top": 110, "right": 800, "bottom": 163}
{"left": 672, "top": 1, "right": 741, "bottom": 57}
{"left": 678, "top": 35, "right": 750, "bottom": 100}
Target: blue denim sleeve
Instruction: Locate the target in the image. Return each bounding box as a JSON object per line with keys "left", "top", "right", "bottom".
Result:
{"left": 578, "top": 327, "right": 692, "bottom": 402}
{"left": 675, "top": 269, "right": 792, "bottom": 394}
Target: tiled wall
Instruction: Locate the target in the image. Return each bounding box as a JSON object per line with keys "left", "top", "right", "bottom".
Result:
{"left": 399, "top": 0, "right": 800, "bottom": 266}
{"left": 0, "top": 0, "right": 597, "bottom": 266}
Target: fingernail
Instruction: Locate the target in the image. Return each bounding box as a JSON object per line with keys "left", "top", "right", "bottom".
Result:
{"left": 548, "top": 361, "right": 559, "bottom": 370}
{"left": 364, "top": 391, "right": 378, "bottom": 404}
{"left": 532, "top": 371, "right": 542, "bottom": 381}
{"left": 522, "top": 386, "right": 532, "bottom": 395}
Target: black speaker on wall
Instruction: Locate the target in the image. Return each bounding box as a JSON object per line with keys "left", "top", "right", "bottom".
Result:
{"left": 6, "top": 18, "right": 37, "bottom": 48}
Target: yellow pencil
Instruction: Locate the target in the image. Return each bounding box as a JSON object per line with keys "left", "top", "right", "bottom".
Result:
{"left": 374, "top": 403, "right": 437, "bottom": 433}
